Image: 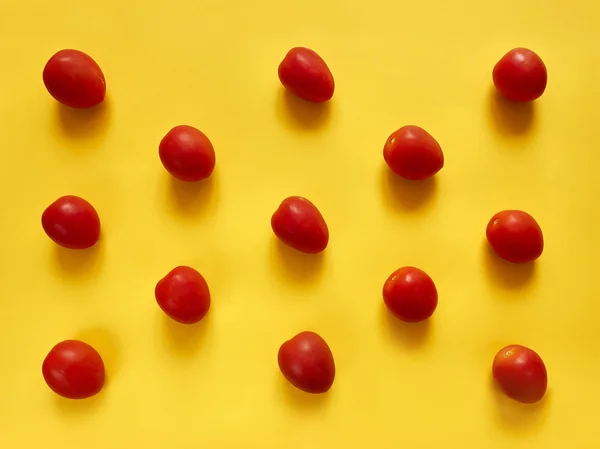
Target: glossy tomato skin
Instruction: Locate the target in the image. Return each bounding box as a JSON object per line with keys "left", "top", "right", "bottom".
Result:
{"left": 493, "top": 344, "right": 547, "bottom": 403}
{"left": 41, "top": 195, "right": 101, "bottom": 249}
{"left": 159, "top": 125, "right": 216, "bottom": 182}
{"left": 42, "top": 340, "right": 105, "bottom": 399}
{"left": 486, "top": 210, "right": 543, "bottom": 263}
{"left": 278, "top": 47, "right": 335, "bottom": 103}
{"left": 278, "top": 331, "right": 335, "bottom": 394}
{"left": 271, "top": 196, "right": 329, "bottom": 254}
{"left": 43, "top": 49, "right": 106, "bottom": 108}
{"left": 493, "top": 48, "right": 547, "bottom": 102}
{"left": 383, "top": 126, "right": 444, "bottom": 180}
{"left": 155, "top": 266, "right": 211, "bottom": 324}
{"left": 383, "top": 266, "right": 438, "bottom": 322}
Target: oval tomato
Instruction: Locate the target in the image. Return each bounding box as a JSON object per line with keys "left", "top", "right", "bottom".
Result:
{"left": 492, "top": 344, "right": 547, "bottom": 403}
{"left": 383, "top": 266, "right": 438, "bottom": 322}
{"left": 383, "top": 126, "right": 444, "bottom": 180}
{"left": 41, "top": 195, "right": 101, "bottom": 249}
{"left": 278, "top": 47, "right": 335, "bottom": 103}
{"left": 493, "top": 48, "right": 547, "bottom": 102}
{"left": 278, "top": 331, "right": 335, "bottom": 394}
{"left": 42, "top": 340, "right": 105, "bottom": 399}
{"left": 486, "top": 210, "right": 543, "bottom": 263}
{"left": 271, "top": 196, "right": 329, "bottom": 254}
{"left": 159, "top": 125, "right": 216, "bottom": 182}
{"left": 155, "top": 266, "right": 211, "bottom": 324}
{"left": 43, "top": 49, "right": 106, "bottom": 108}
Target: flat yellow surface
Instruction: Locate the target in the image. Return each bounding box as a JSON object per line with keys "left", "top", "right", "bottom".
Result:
{"left": 0, "top": 0, "right": 599, "bottom": 448}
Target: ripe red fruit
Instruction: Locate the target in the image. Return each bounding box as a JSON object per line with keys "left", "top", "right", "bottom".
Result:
{"left": 493, "top": 48, "right": 547, "bottom": 102}
{"left": 159, "top": 125, "right": 216, "bottom": 182}
{"left": 155, "top": 266, "right": 211, "bottom": 324}
{"left": 42, "top": 340, "right": 105, "bottom": 399}
{"left": 278, "top": 47, "right": 335, "bottom": 103}
{"left": 271, "top": 196, "right": 329, "bottom": 254}
{"left": 492, "top": 344, "right": 548, "bottom": 403}
{"left": 41, "top": 195, "right": 101, "bottom": 249}
{"left": 486, "top": 210, "right": 544, "bottom": 263}
{"left": 383, "top": 125, "right": 444, "bottom": 180}
{"left": 278, "top": 331, "right": 335, "bottom": 394}
{"left": 42, "top": 49, "right": 106, "bottom": 108}
{"left": 383, "top": 266, "right": 438, "bottom": 322}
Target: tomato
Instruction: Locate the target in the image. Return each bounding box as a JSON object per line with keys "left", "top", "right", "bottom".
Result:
{"left": 271, "top": 196, "right": 329, "bottom": 254}
{"left": 41, "top": 195, "right": 100, "bottom": 249}
{"left": 492, "top": 344, "right": 547, "bottom": 403}
{"left": 278, "top": 331, "right": 335, "bottom": 394}
{"left": 42, "top": 49, "right": 106, "bottom": 109}
{"left": 492, "top": 48, "right": 547, "bottom": 102}
{"left": 278, "top": 47, "right": 335, "bottom": 103}
{"left": 486, "top": 210, "right": 543, "bottom": 263}
{"left": 383, "top": 126, "right": 444, "bottom": 180}
{"left": 155, "top": 266, "right": 211, "bottom": 324}
{"left": 42, "top": 340, "right": 105, "bottom": 399}
{"left": 159, "top": 125, "right": 216, "bottom": 182}
{"left": 383, "top": 266, "right": 438, "bottom": 322}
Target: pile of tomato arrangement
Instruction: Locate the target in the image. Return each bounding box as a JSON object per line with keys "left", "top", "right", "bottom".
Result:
{"left": 40, "top": 46, "right": 548, "bottom": 404}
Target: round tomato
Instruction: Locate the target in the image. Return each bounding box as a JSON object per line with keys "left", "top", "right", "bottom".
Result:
{"left": 42, "top": 340, "right": 105, "bottom": 399}
{"left": 155, "top": 266, "right": 211, "bottom": 324}
{"left": 43, "top": 49, "right": 106, "bottom": 108}
{"left": 486, "top": 210, "right": 543, "bottom": 263}
{"left": 278, "top": 47, "right": 335, "bottom": 103}
{"left": 492, "top": 344, "right": 547, "bottom": 403}
{"left": 159, "top": 125, "right": 216, "bottom": 182}
{"left": 41, "top": 195, "right": 101, "bottom": 249}
{"left": 493, "top": 48, "right": 547, "bottom": 102}
{"left": 383, "top": 126, "right": 444, "bottom": 180}
{"left": 271, "top": 196, "right": 329, "bottom": 254}
{"left": 278, "top": 331, "right": 335, "bottom": 394}
{"left": 383, "top": 266, "right": 438, "bottom": 322}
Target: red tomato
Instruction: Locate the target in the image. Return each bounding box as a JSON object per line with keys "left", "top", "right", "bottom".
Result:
{"left": 486, "top": 210, "right": 543, "bottom": 263}
{"left": 41, "top": 195, "right": 100, "bottom": 250}
{"left": 159, "top": 125, "right": 216, "bottom": 182}
{"left": 493, "top": 344, "right": 547, "bottom": 403}
{"left": 42, "top": 49, "right": 106, "bottom": 108}
{"left": 42, "top": 340, "right": 105, "bottom": 399}
{"left": 383, "top": 126, "right": 444, "bottom": 180}
{"left": 493, "top": 48, "right": 547, "bottom": 102}
{"left": 271, "top": 196, "right": 329, "bottom": 254}
{"left": 278, "top": 47, "right": 335, "bottom": 103}
{"left": 155, "top": 266, "right": 211, "bottom": 324}
{"left": 278, "top": 331, "right": 335, "bottom": 394}
{"left": 383, "top": 266, "right": 438, "bottom": 322}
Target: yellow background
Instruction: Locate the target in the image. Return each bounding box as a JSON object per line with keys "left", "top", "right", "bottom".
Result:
{"left": 0, "top": 0, "right": 598, "bottom": 447}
